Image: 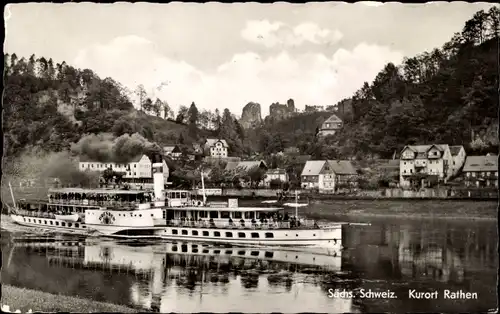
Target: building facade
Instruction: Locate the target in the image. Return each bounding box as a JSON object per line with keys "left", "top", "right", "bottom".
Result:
{"left": 79, "top": 155, "right": 155, "bottom": 179}
{"left": 450, "top": 145, "right": 467, "bottom": 176}
{"left": 204, "top": 139, "right": 229, "bottom": 158}
{"left": 399, "top": 144, "right": 453, "bottom": 188}
{"left": 317, "top": 114, "right": 343, "bottom": 137}
{"left": 163, "top": 145, "right": 182, "bottom": 160}
{"left": 462, "top": 155, "right": 498, "bottom": 188}
{"left": 300, "top": 160, "right": 356, "bottom": 192}
{"left": 263, "top": 168, "right": 289, "bottom": 187}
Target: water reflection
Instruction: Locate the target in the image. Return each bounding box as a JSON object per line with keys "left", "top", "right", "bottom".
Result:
{"left": 1, "top": 218, "right": 497, "bottom": 313}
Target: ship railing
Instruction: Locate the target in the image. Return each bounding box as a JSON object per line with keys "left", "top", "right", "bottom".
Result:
{"left": 166, "top": 219, "right": 293, "bottom": 230}
{"left": 16, "top": 209, "right": 56, "bottom": 219}
{"left": 48, "top": 199, "right": 142, "bottom": 209}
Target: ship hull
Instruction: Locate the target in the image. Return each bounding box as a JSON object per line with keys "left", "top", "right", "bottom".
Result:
{"left": 154, "top": 225, "right": 342, "bottom": 251}
{"left": 10, "top": 214, "right": 161, "bottom": 238}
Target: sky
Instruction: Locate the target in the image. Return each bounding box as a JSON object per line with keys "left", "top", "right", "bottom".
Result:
{"left": 4, "top": 2, "right": 495, "bottom": 116}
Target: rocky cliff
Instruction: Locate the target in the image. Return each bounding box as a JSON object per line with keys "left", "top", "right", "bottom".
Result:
{"left": 239, "top": 102, "right": 262, "bottom": 129}
{"left": 268, "top": 99, "right": 295, "bottom": 121}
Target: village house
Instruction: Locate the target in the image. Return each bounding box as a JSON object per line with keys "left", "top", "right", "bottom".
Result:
{"left": 79, "top": 155, "right": 169, "bottom": 188}
{"left": 450, "top": 145, "right": 467, "bottom": 176}
{"left": 462, "top": 155, "right": 498, "bottom": 188}
{"left": 204, "top": 139, "right": 229, "bottom": 158}
{"left": 317, "top": 114, "right": 343, "bottom": 137}
{"left": 399, "top": 144, "right": 453, "bottom": 189}
{"left": 263, "top": 168, "right": 289, "bottom": 187}
{"left": 225, "top": 160, "right": 268, "bottom": 173}
{"left": 300, "top": 160, "right": 357, "bottom": 192}
{"left": 163, "top": 144, "right": 182, "bottom": 160}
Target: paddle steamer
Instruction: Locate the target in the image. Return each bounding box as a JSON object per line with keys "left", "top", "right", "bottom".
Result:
{"left": 8, "top": 161, "right": 342, "bottom": 250}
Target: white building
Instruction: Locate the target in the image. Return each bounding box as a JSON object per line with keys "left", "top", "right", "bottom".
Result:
{"left": 79, "top": 155, "right": 153, "bottom": 179}
{"left": 263, "top": 168, "right": 288, "bottom": 187}
{"left": 204, "top": 139, "right": 229, "bottom": 158}
{"left": 317, "top": 114, "right": 343, "bottom": 137}
{"left": 399, "top": 144, "right": 453, "bottom": 188}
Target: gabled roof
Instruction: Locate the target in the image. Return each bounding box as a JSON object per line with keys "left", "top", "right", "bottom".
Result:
{"left": 326, "top": 160, "right": 357, "bottom": 175}
{"left": 163, "top": 145, "right": 179, "bottom": 153}
{"left": 450, "top": 145, "right": 464, "bottom": 156}
{"left": 323, "top": 114, "right": 342, "bottom": 124}
{"left": 205, "top": 138, "right": 228, "bottom": 148}
{"left": 401, "top": 144, "right": 450, "bottom": 158}
{"left": 463, "top": 155, "right": 498, "bottom": 172}
{"left": 79, "top": 155, "right": 146, "bottom": 163}
{"left": 225, "top": 160, "right": 267, "bottom": 172}
{"left": 301, "top": 160, "right": 327, "bottom": 176}
{"left": 267, "top": 168, "right": 287, "bottom": 175}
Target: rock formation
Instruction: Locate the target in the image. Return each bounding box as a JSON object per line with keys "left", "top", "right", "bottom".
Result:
{"left": 240, "top": 102, "right": 262, "bottom": 129}
{"left": 269, "top": 98, "right": 296, "bottom": 121}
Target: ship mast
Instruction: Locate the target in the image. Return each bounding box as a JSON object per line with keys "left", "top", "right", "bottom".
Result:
{"left": 9, "top": 181, "right": 17, "bottom": 211}
{"left": 200, "top": 170, "right": 207, "bottom": 205}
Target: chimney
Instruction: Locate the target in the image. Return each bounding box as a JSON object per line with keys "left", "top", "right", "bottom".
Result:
{"left": 152, "top": 155, "right": 165, "bottom": 206}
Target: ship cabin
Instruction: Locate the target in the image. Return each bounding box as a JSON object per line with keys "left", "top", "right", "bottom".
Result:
{"left": 163, "top": 190, "right": 314, "bottom": 230}
{"left": 48, "top": 188, "right": 155, "bottom": 212}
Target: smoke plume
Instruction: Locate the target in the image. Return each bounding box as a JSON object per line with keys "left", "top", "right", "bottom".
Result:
{"left": 71, "top": 133, "right": 162, "bottom": 163}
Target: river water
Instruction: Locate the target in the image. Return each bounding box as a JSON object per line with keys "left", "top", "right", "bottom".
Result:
{"left": 1, "top": 204, "right": 498, "bottom": 313}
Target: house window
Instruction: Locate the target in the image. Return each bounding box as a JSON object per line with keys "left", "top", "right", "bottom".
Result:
{"left": 265, "top": 233, "right": 274, "bottom": 238}
{"left": 467, "top": 172, "right": 470, "bottom": 177}
{"left": 410, "top": 169, "right": 413, "bottom": 173}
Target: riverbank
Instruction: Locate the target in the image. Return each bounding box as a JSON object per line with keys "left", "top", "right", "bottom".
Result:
{"left": 1, "top": 285, "right": 139, "bottom": 313}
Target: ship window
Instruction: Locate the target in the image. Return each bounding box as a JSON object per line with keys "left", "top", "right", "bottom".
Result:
{"left": 75, "top": 223, "right": 79, "bottom": 228}
{"left": 202, "top": 249, "right": 209, "bottom": 253}
{"left": 214, "top": 250, "right": 221, "bottom": 254}
{"left": 244, "top": 212, "right": 255, "bottom": 219}
{"left": 233, "top": 212, "right": 242, "bottom": 219}
{"left": 264, "top": 252, "right": 274, "bottom": 258}
{"left": 251, "top": 251, "right": 259, "bottom": 256}
{"left": 209, "top": 211, "right": 219, "bottom": 219}
{"left": 199, "top": 211, "right": 208, "bottom": 218}
{"left": 139, "top": 214, "right": 142, "bottom": 217}
{"left": 225, "top": 232, "right": 233, "bottom": 238}
{"left": 56, "top": 222, "right": 59, "bottom": 226}
{"left": 50, "top": 221, "right": 53, "bottom": 225}
{"left": 221, "top": 211, "right": 230, "bottom": 219}
{"left": 192, "top": 248, "right": 198, "bottom": 253}
{"left": 61, "top": 222, "right": 66, "bottom": 227}
{"left": 192, "top": 230, "right": 199, "bottom": 236}
{"left": 203, "top": 231, "right": 209, "bottom": 236}
{"left": 238, "top": 250, "right": 245, "bottom": 255}
{"left": 68, "top": 223, "right": 72, "bottom": 228}
{"left": 251, "top": 232, "right": 259, "bottom": 238}
{"left": 181, "top": 230, "right": 188, "bottom": 235}
{"left": 172, "top": 229, "right": 178, "bottom": 235}
{"left": 238, "top": 232, "right": 246, "bottom": 238}
{"left": 225, "top": 250, "right": 233, "bottom": 254}
{"left": 214, "top": 231, "right": 221, "bottom": 237}
{"left": 265, "top": 232, "right": 274, "bottom": 238}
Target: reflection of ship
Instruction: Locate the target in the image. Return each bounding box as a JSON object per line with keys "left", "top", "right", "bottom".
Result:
{"left": 6, "top": 237, "right": 351, "bottom": 312}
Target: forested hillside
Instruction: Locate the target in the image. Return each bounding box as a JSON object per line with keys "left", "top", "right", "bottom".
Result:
{"left": 253, "top": 7, "right": 499, "bottom": 159}
{"left": 2, "top": 56, "right": 196, "bottom": 160}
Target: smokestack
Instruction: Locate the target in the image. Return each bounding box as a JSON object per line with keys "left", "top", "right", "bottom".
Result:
{"left": 152, "top": 156, "right": 165, "bottom": 206}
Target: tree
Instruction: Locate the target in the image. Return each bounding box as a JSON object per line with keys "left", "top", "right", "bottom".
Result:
{"left": 176, "top": 105, "right": 189, "bottom": 124}
{"left": 143, "top": 97, "right": 153, "bottom": 114}
{"left": 187, "top": 102, "right": 199, "bottom": 139}
{"left": 246, "top": 166, "right": 267, "bottom": 188}
{"left": 162, "top": 101, "right": 173, "bottom": 119}
{"left": 153, "top": 98, "right": 163, "bottom": 117}
{"left": 135, "top": 84, "right": 147, "bottom": 111}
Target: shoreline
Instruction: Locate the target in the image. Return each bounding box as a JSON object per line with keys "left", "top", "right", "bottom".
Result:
{"left": 0, "top": 285, "right": 139, "bottom": 313}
